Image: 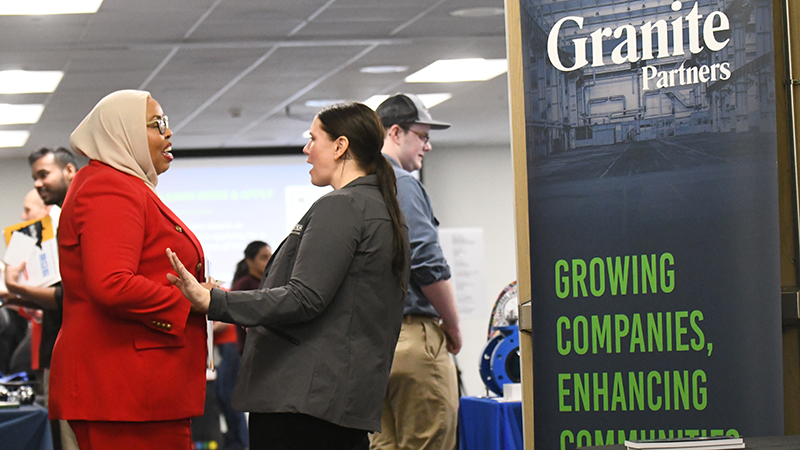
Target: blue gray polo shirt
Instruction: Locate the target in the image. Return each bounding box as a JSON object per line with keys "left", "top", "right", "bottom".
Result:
{"left": 385, "top": 154, "right": 451, "bottom": 317}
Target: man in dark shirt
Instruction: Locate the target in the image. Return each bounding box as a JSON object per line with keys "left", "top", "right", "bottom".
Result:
{"left": 0, "top": 189, "right": 53, "bottom": 376}
{"left": 4, "top": 147, "right": 78, "bottom": 450}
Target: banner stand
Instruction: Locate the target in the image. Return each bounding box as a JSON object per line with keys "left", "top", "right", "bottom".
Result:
{"left": 504, "top": 0, "right": 534, "bottom": 448}
{"left": 506, "top": 0, "right": 789, "bottom": 448}
{"left": 776, "top": 0, "right": 800, "bottom": 436}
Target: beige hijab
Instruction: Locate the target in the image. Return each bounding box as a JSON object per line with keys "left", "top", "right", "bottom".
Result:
{"left": 70, "top": 89, "right": 159, "bottom": 190}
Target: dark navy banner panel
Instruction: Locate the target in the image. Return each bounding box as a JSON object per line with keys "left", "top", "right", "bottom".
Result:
{"left": 518, "top": 1, "right": 782, "bottom": 449}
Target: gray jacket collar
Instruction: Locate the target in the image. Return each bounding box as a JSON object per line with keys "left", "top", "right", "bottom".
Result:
{"left": 341, "top": 173, "right": 379, "bottom": 189}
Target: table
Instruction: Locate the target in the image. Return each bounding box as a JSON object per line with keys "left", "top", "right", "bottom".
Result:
{"left": 580, "top": 435, "right": 800, "bottom": 449}
{"left": 459, "top": 396, "right": 523, "bottom": 450}
{"left": 0, "top": 404, "right": 54, "bottom": 450}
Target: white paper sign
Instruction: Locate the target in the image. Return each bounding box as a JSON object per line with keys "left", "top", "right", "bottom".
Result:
{"left": 438, "top": 228, "right": 487, "bottom": 320}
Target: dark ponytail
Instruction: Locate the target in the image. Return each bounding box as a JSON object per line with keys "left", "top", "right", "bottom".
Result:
{"left": 232, "top": 260, "right": 249, "bottom": 284}
{"left": 232, "top": 240, "right": 268, "bottom": 284}
{"left": 369, "top": 156, "right": 406, "bottom": 289}
{"left": 317, "top": 102, "right": 408, "bottom": 290}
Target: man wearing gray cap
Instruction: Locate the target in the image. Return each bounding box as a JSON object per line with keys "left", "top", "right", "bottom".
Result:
{"left": 371, "top": 93, "right": 461, "bottom": 450}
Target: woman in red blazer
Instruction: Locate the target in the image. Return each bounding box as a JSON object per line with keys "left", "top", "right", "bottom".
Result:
{"left": 48, "top": 90, "right": 209, "bottom": 449}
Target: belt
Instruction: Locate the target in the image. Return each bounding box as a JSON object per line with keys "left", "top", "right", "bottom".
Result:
{"left": 402, "top": 315, "right": 439, "bottom": 324}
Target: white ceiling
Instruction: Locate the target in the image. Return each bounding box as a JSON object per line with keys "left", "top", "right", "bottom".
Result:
{"left": 0, "top": 0, "right": 511, "bottom": 159}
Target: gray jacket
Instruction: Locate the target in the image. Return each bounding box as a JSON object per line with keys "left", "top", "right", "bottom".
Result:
{"left": 208, "top": 174, "right": 409, "bottom": 431}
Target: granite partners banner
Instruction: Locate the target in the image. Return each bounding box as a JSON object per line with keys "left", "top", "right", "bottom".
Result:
{"left": 517, "top": 0, "right": 782, "bottom": 449}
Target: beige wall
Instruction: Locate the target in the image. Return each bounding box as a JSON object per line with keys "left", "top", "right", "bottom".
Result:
{"left": 424, "top": 143, "right": 517, "bottom": 396}
{"left": 0, "top": 157, "right": 36, "bottom": 259}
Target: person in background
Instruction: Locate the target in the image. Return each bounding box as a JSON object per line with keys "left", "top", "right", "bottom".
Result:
{"left": 5, "top": 149, "right": 79, "bottom": 450}
{"left": 213, "top": 240, "right": 272, "bottom": 450}
{"left": 231, "top": 241, "right": 273, "bottom": 291}
{"left": 48, "top": 89, "right": 209, "bottom": 449}
{"left": 0, "top": 301, "right": 28, "bottom": 378}
{"left": 230, "top": 240, "right": 273, "bottom": 352}
{"left": 371, "top": 93, "right": 462, "bottom": 450}
{"left": 3, "top": 189, "right": 54, "bottom": 387}
{"left": 22, "top": 188, "right": 54, "bottom": 224}
{"left": 166, "top": 102, "right": 409, "bottom": 450}
{"left": 6, "top": 149, "right": 78, "bottom": 354}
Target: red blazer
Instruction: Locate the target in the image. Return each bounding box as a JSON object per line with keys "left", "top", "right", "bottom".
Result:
{"left": 49, "top": 161, "right": 207, "bottom": 421}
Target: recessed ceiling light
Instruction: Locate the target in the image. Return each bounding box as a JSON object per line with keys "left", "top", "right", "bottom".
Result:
{"left": 417, "top": 93, "right": 452, "bottom": 108}
{"left": 363, "top": 93, "right": 452, "bottom": 111}
{"left": 449, "top": 7, "right": 504, "bottom": 18}
{"left": 0, "top": 70, "right": 64, "bottom": 94}
{"left": 359, "top": 65, "right": 408, "bottom": 74}
{"left": 0, "top": 0, "right": 103, "bottom": 15}
{"left": 0, "top": 104, "right": 45, "bottom": 125}
{"left": 304, "top": 99, "right": 345, "bottom": 108}
{"left": 405, "top": 59, "right": 507, "bottom": 83}
{"left": 0, "top": 131, "right": 30, "bottom": 148}
{"left": 363, "top": 95, "right": 389, "bottom": 110}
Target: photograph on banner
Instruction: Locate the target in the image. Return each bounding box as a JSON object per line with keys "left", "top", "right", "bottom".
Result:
{"left": 516, "top": 0, "right": 782, "bottom": 449}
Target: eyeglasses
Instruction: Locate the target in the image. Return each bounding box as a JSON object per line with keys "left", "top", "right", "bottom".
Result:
{"left": 146, "top": 115, "right": 169, "bottom": 135}
{"left": 404, "top": 127, "right": 430, "bottom": 144}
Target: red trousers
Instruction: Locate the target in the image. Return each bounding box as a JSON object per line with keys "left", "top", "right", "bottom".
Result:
{"left": 68, "top": 419, "right": 191, "bottom": 450}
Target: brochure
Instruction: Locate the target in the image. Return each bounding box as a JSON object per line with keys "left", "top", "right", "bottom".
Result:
{"left": 625, "top": 436, "right": 745, "bottom": 450}
{"left": 3, "top": 215, "right": 61, "bottom": 288}
{"left": 0, "top": 262, "right": 7, "bottom": 294}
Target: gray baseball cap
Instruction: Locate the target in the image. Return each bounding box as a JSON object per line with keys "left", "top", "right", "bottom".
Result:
{"left": 376, "top": 93, "right": 451, "bottom": 130}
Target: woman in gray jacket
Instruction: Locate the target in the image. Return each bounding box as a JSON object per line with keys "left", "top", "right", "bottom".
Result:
{"left": 166, "top": 102, "right": 410, "bottom": 450}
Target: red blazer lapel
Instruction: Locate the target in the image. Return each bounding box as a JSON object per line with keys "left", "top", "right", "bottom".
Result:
{"left": 146, "top": 189, "right": 205, "bottom": 278}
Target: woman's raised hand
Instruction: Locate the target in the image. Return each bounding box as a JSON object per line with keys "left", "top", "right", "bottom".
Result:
{"left": 166, "top": 248, "right": 211, "bottom": 313}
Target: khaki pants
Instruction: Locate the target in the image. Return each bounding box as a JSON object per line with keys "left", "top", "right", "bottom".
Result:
{"left": 371, "top": 316, "right": 458, "bottom": 450}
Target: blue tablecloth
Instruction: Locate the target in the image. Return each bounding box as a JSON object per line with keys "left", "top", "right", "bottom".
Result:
{"left": 0, "top": 404, "right": 53, "bottom": 450}
{"left": 459, "top": 396, "right": 523, "bottom": 450}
